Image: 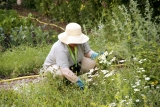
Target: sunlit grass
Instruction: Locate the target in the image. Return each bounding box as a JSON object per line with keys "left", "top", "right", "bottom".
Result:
{"left": 0, "top": 45, "right": 51, "bottom": 78}
{"left": 0, "top": 0, "right": 160, "bottom": 106}
{"left": 1, "top": 49, "right": 159, "bottom": 106}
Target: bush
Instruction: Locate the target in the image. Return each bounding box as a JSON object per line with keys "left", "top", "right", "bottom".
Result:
{"left": 0, "top": 10, "right": 58, "bottom": 51}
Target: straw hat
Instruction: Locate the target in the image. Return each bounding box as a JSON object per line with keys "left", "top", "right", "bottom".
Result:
{"left": 58, "top": 23, "right": 89, "bottom": 44}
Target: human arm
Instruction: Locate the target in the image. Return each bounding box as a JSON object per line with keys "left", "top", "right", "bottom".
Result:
{"left": 82, "top": 42, "right": 98, "bottom": 60}
{"left": 60, "top": 68, "right": 78, "bottom": 82}
{"left": 60, "top": 68, "right": 84, "bottom": 89}
{"left": 85, "top": 50, "right": 99, "bottom": 60}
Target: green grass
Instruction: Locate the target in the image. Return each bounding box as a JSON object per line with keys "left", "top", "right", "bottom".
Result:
{"left": 0, "top": 66, "right": 159, "bottom": 107}
{"left": 0, "top": 45, "right": 51, "bottom": 78}
{"left": 0, "top": 0, "right": 160, "bottom": 106}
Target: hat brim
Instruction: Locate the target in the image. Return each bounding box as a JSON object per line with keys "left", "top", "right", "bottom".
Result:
{"left": 58, "top": 32, "right": 89, "bottom": 44}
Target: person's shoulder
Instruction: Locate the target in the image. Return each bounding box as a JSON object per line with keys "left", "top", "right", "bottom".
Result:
{"left": 54, "top": 40, "right": 67, "bottom": 51}
{"left": 81, "top": 42, "right": 89, "bottom": 46}
{"left": 52, "top": 40, "right": 64, "bottom": 46}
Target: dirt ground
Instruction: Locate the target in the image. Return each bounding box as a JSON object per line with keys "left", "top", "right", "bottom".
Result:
{"left": 12, "top": 5, "right": 67, "bottom": 33}
{"left": 0, "top": 75, "right": 45, "bottom": 90}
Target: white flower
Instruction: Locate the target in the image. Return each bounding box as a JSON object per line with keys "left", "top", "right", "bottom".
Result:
{"left": 102, "top": 82, "right": 105, "bottom": 84}
{"left": 103, "top": 59, "right": 107, "bottom": 64}
{"left": 135, "top": 81, "right": 140, "bottom": 86}
{"left": 139, "top": 68, "right": 144, "bottom": 70}
{"left": 138, "top": 60, "right": 143, "bottom": 63}
{"left": 109, "top": 102, "right": 116, "bottom": 107}
{"left": 95, "top": 67, "right": 99, "bottom": 70}
{"left": 142, "top": 69, "right": 145, "bottom": 72}
{"left": 110, "top": 57, "right": 116, "bottom": 62}
{"left": 105, "top": 73, "right": 113, "bottom": 77}
{"left": 125, "top": 96, "right": 129, "bottom": 99}
{"left": 132, "top": 85, "right": 136, "bottom": 88}
{"left": 90, "top": 69, "right": 94, "bottom": 72}
{"left": 105, "top": 70, "right": 114, "bottom": 77}
{"left": 98, "top": 51, "right": 108, "bottom": 60}
{"left": 86, "top": 78, "right": 92, "bottom": 82}
{"left": 135, "top": 99, "right": 140, "bottom": 102}
{"left": 141, "top": 94, "right": 145, "bottom": 97}
{"left": 98, "top": 24, "right": 104, "bottom": 30}
{"left": 134, "top": 88, "right": 140, "bottom": 92}
{"left": 118, "top": 6, "right": 123, "bottom": 10}
{"left": 93, "top": 83, "right": 98, "bottom": 85}
{"left": 120, "top": 100, "right": 126, "bottom": 103}
{"left": 99, "top": 60, "right": 103, "bottom": 63}
{"left": 144, "top": 86, "right": 149, "bottom": 89}
{"left": 101, "top": 56, "right": 106, "bottom": 60}
{"left": 101, "top": 70, "right": 109, "bottom": 74}
{"left": 133, "top": 57, "right": 137, "bottom": 61}
{"left": 118, "top": 60, "right": 126, "bottom": 63}
{"left": 123, "top": 79, "right": 127, "bottom": 81}
{"left": 145, "top": 77, "right": 150, "bottom": 81}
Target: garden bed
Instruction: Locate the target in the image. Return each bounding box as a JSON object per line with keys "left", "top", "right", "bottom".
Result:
{"left": 12, "top": 5, "right": 66, "bottom": 33}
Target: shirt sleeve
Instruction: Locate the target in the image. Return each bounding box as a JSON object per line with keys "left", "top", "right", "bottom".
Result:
{"left": 83, "top": 42, "right": 91, "bottom": 54}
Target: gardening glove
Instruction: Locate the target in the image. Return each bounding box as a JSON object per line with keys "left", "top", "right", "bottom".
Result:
{"left": 91, "top": 52, "right": 99, "bottom": 60}
{"left": 76, "top": 78, "right": 84, "bottom": 90}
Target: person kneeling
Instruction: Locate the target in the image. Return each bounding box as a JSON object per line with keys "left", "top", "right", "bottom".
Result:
{"left": 41, "top": 23, "right": 98, "bottom": 90}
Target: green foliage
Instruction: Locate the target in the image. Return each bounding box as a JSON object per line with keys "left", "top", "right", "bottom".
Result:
{"left": 0, "top": 9, "right": 32, "bottom": 50}
{"left": 0, "top": 10, "right": 58, "bottom": 51}
{"left": 0, "top": 0, "right": 160, "bottom": 106}
{"left": 0, "top": 9, "right": 32, "bottom": 34}
{"left": 0, "top": 45, "right": 51, "bottom": 78}
{"left": 88, "top": 0, "right": 160, "bottom": 106}
{"left": 0, "top": 67, "right": 159, "bottom": 106}
{"left": 0, "top": 0, "right": 13, "bottom": 9}
{"left": 21, "top": 0, "right": 36, "bottom": 9}
{"left": 14, "top": 0, "right": 160, "bottom": 28}
{"left": 33, "top": 0, "right": 121, "bottom": 27}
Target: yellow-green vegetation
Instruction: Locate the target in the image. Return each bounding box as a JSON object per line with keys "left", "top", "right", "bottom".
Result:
{"left": 0, "top": 0, "right": 160, "bottom": 106}
{"left": 0, "top": 45, "right": 51, "bottom": 78}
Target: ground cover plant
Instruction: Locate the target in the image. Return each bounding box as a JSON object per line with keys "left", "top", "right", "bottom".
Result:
{"left": 0, "top": 45, "right": 51, "bottom": 78}
{"left": 0, "top": 0, "right": 160, "bottom": 107}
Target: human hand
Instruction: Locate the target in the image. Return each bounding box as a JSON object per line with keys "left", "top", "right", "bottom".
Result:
{"left": 76, "top": 78, "right": 84, "bottom": 90}
{"left": 91, "top": 52, "right": 99, "bottom": 60}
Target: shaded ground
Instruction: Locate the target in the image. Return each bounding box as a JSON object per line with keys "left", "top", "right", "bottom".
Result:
{"left": 12, "top": 5, "right": 66, "bottom": 33}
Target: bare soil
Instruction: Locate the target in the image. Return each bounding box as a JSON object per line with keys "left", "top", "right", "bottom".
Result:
{"left": 0, "top": 76, "right": 44, "bottom": 90}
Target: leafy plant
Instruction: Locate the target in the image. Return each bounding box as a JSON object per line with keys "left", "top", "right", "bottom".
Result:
{"left": 0, "top": 10, "right": 58, "bottom": 51}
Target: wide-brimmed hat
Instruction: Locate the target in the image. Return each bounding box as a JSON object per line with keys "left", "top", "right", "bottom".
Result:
{"left": 58, "top": 23, "right": 89, "bottom": 44}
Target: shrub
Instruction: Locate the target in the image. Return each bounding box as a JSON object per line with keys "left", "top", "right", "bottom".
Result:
{"left": 0, "top": 10, "right": 58, "bottom": 51}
